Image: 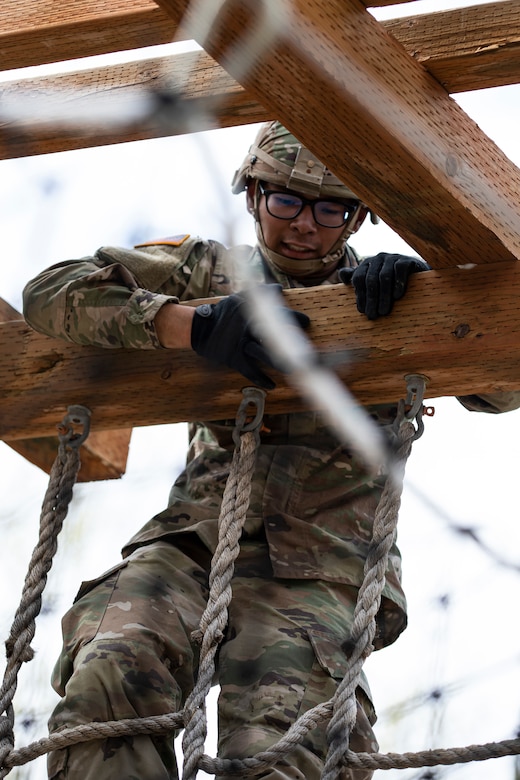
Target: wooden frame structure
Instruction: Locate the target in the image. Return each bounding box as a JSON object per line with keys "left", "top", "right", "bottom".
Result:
{"left": 2, "top": 0, "right": 520, "bottom": 479}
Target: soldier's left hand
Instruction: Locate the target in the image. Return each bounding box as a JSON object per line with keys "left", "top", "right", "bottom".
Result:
{"left": 338, "top": 253, "right": 430, "bottom": 320}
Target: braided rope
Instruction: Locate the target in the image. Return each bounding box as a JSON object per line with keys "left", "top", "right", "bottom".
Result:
{"left": 3, "top": 712, "right": 520, "bottom": 775}
{"left": 181, "top": 428, "right": 259, "bottom": 780}
{"left": 322, "top": 419, "right": 415, "bottom": 779}
{"left": 0, "top": 410, "right": 85, "bottom": 778}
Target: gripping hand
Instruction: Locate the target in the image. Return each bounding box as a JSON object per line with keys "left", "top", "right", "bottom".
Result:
{"left": 338, "top": 253, "right": 430, "bottom": 320}
{"left": 190, "top": 287, "right": 310, "bottom": 390}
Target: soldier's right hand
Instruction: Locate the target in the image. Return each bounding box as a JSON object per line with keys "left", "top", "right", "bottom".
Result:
{"left": 190, "top": 288, "right": 310, "bottom": 390}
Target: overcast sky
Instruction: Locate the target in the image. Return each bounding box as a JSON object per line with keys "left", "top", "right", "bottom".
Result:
{"left": 1, "top": 2, "right": 519, "bottom": 779}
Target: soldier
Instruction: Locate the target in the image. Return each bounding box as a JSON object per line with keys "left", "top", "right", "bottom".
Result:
{"left": 23, "top": 121, "right": 518, "bottom": 780}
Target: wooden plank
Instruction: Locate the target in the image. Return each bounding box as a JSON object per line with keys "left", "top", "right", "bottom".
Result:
{"left": 2, "top": 4, "right": 520, "bottom": 160}
{"left": 385, "top": 1, "right": 520, "bottom": 93}
{"left": 153, "top": 0, "right": 520, "bottom": 270}
{"left": 0, "top": 298, "right": 132, "bottom": 480}
{"left": 2, "top": 263, "right": 520, "bottom": 441}
{"left": 1, "top": 1, "right": 517, "bottom": 90}
{"left": 0, "top": 0, "right": 178, "bottom": 71}
{"left": 7, "top": 430, "right": 132, "bottom": 482}
{"left": 0, "top": 51, "right": 270, "bottom": 160}
{"left": 0, "top": 297, "right": 21, "bottom": 321}
{"left": 0, "top": 0, "right": 415, "bottom": 71}
{"left": 364, "top": 1, "right": 417, "bottom": 5}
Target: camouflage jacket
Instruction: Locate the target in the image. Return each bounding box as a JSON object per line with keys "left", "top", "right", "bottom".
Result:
{"left": 23, "top": 235, "right": 520, "bottom": 649}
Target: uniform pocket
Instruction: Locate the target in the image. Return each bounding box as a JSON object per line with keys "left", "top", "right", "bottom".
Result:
{"left": 73, "top": 558, "right": 129, "bottom": 603}
{"left": 307, "top": 629, "right": 377, "bottom": 728}
{"left": 51, "top": 559, "right": 129, "bottom": 696}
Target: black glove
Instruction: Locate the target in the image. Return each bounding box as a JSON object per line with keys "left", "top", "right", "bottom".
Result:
{"left": 190, "top": 287, "right": 311, "bottom": 390}
{"left": 338, "top": 253, "right": 430, "bottom": 320}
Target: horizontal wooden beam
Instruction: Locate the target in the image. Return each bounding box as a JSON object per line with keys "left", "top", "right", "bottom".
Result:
{"left": 7, "top": 429, "right": 132, "bottom": 482}
{"left": 364, "top": 1, "right": 417, "bottom": 5}
{"left": 3, "top": 263, "right": 520, "bottom": 441}
{"left": 17, "top": 4, "right": 520, "bottom": 94}
{"left": 0, "top": 0, "right": 178, "bottom": 71}
{"left": 1, "top": 2, "right": 518, "bottom": 87}
{"left": 0, "top": 51, "right": 270, "bottom": 160}
{"left": 385, "top": 1, "right": 520, "bottom": 93}
{"left": 0, "top": 0, "right": 415, "bottom": 71}
{"left": 0, "top": 299, "right": 132, "bottom": 480}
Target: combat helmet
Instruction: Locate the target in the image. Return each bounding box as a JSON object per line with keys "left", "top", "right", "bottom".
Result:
{"left": 232, "top": 121, "right": 374, "bottom": 280}
{"left": 232, "top": 121, "right": 362, "bottom": 202}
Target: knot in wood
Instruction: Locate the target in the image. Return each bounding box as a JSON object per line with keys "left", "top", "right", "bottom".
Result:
{"left": 452, "top": 323, "right": 471, "bottom": 338}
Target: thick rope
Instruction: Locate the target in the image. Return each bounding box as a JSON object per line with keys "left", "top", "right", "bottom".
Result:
{"left": 3, "top": 715, "right": 520, "bottom": 774}
{"left": 181, "top": 427, "right": 259, "bottom": 780}
{"left": 322, "top": 419, "right": 415, "bottom": 780}
{"left": 0, "top": 421, "right": 83, "bottom": 778}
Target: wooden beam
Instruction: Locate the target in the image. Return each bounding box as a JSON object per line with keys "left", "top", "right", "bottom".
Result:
{"left": 0, "top": 298, "right": 132, "bottom": 481}
{"left": 2, "top": 1, "right": 518, "bottom": 87}
{"left": 7, "top": 430, "right": 132, "bottom": 483}
{"left": 0, "top": 297, "right": 21, "bottom": 321}
{"left": 152, "top": 0, "right": 520, "bottom": 269}
{"left": 0, "top": 0, "right": 178, "bottom": 71}
{"left": 0, "top": 51, "right": 270, "bottom": 160}
{"left": 385, "top": 1, "right": 520, "bottom": 93}
{"left": 2, "top": 4, "right": 520, "bottom": 160}
{"left": 0, "top": 0, "right": 416, "bottom": 71}
{"left": 364, "top": 1, "right": 417, "bottom": 5}
{"left": 2, "top": 264, "right": 520, "bottom": 441}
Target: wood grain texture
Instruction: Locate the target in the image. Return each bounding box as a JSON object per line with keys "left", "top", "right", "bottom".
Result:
{"left": 363, "top": 0, "right": 416, "bottom": 5}
{"left": 385, "top": 1, "right": 520, "bottom": 92}
{"left": 7, "top": 429, "right": 132, "bottom": 482}
{"left": 2, "top": 264, "right": 520, "bottom": 441}
{"left": 0, "top": 51, "right": 270, "bottom": 159}
{"left": 0, "top": 299, "right": 131, "bottom": 480}
{"left": 153, "top": 0, "right": 520, "bottom": 269}
{"left": 0, "top": 0, "right": 415, "bottom": 71}
{"left": 2, "top": 4, "right": 520, "bottom": 160}
{"left": 0, "top": 0, "right": 178, "bottom": 70}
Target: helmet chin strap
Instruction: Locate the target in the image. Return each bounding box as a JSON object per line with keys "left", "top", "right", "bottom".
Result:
{"left": 252, "top": 182, "right": 358, "bottom": 281}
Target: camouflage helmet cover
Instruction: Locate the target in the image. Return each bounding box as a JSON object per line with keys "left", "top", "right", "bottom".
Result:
{"left": 232, "top": 121, "right": 361, "bottom": 201}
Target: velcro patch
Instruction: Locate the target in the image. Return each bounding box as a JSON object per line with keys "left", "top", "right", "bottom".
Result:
{"left": 134, "top": 234, "right": 190, "bottom": 248}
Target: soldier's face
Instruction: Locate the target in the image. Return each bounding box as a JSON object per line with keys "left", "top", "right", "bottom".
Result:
{"left": 247, "top": 183, "right": 345, "bottom": 261}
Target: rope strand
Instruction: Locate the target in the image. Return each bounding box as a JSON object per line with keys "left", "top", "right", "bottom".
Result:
{"left": 0, "top": 433, "right": 81, "bottom": 777}
{"left": 322, "top": 420, "right": 415, "bottom": 779}
{"left": 182, "top": 428, "right": 259, "bottom": 780}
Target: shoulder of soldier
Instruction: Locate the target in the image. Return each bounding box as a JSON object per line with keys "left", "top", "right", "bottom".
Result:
{"left": 132, "top": 233, "right": 202, "bottom": 261}
{"left": 133, "top": 234, "right": 233, "bottom": 265}
{"left": 93, "top": 236, "right": 221, "bottom": 295}
{"left": 96, "top": 234, "right": 218, "bottom": 267}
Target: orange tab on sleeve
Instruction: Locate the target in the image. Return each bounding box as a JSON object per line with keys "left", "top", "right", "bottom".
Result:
{"left": 134, "top": 234, "right": 190, "bottom": 248}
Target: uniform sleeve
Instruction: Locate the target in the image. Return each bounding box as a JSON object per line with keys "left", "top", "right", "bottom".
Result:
{"left": 23, "top": 253, "right": 176, "bottom": 349}
{"left": 22, "top": 245, "right": 190, "bottom": 349}
{"left": 457, "top": 392, "right": 520, "bottom": 414}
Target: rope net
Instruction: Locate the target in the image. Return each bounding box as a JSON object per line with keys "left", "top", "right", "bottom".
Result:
{"left": 1, "top": 396, "right": 519, "bottom": 779}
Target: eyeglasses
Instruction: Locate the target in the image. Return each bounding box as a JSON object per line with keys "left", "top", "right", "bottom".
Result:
{"left": 259, "top": 183, "right": 359, "bottom": 228}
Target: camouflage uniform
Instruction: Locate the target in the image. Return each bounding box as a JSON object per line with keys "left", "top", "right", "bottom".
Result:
{"left": 24, "top": 232, "right": 520, "bottom": 780}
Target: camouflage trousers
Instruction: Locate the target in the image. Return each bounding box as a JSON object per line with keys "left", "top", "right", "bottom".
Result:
{"left": 48, "top": 540, "right": 378, "bottom": 780}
